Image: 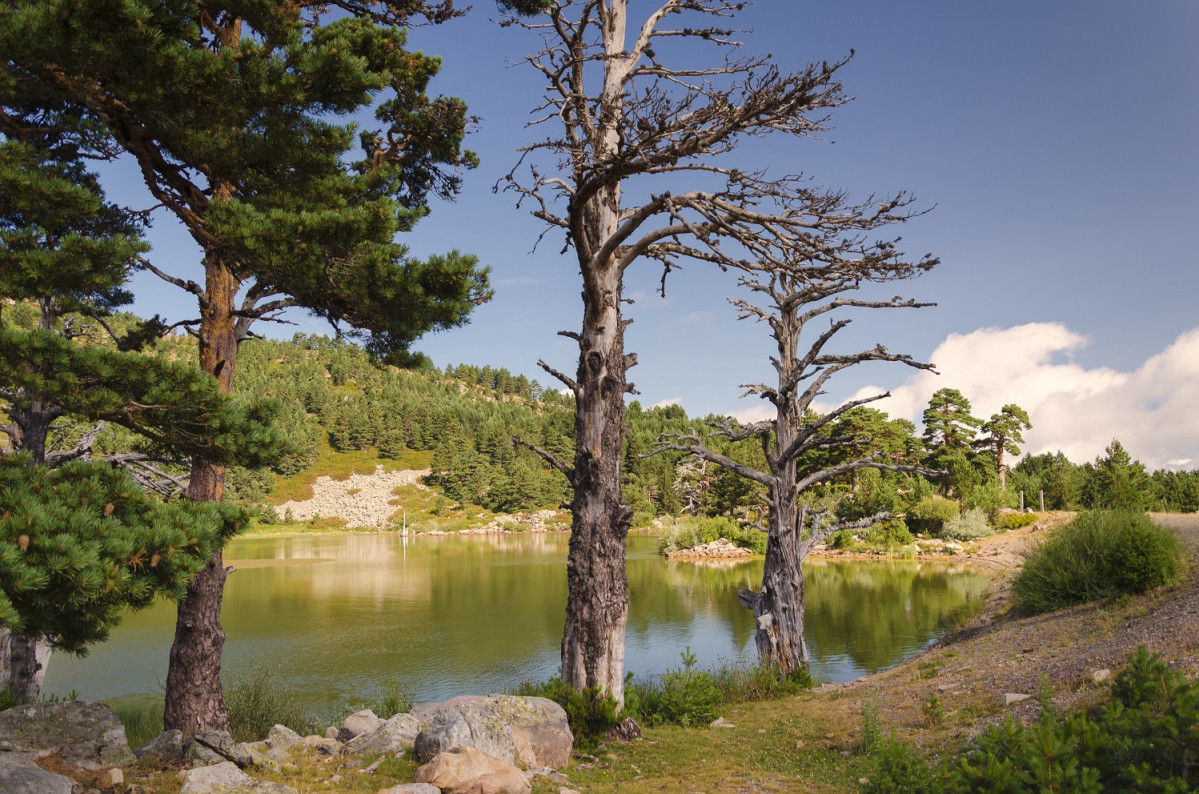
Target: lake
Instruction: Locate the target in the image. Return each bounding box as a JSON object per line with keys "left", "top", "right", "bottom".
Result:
{"left": 44, "top": 533, "right": 989, "bottom": 714}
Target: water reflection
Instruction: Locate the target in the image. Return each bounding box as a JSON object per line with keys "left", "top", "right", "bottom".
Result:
{"left": 44, "top": 534, "right": 988, "bottom": 712}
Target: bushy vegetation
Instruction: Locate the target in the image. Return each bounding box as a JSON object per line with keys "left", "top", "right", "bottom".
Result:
{"left": 1012, "top": 511, "right": 1184, "bottom": 616}
{"left": 223, "top": 663, "right": 315, "bottom": 743}
{"left": 865, "top": 646, "right": 1199, "bottom": 793}
{"left": 657, "top": 516, "right": 765, "bottom": 555}
{"left": 939, "top": 508, "right": 992, "bottom": 541}
{"left": 906, "top": 496, "right": 959, "bottom": 536}
{"left": 997, "top": 511, "right": 1041, "bottom": 530}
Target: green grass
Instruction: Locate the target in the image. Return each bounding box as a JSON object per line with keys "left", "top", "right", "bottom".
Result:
{"left": 112, "top": 699, "right": 164, "bottom": 750}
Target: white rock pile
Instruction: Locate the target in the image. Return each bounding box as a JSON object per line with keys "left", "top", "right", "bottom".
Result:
{"left": 274, "top": 466, "right": 429, "bottom": 529}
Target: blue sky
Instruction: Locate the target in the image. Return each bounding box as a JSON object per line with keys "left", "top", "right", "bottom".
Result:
{"left": 125, "top": 2, "right": 1199, "bottom": 469}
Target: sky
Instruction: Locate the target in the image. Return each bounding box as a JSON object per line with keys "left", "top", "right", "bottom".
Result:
{"left": 123, "top": 1, "right": 1199, "bottom": 471}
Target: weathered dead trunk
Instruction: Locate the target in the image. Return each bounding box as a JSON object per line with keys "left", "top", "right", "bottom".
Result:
{"left": 562, "top": 262, "right": 632, "bottom": 705}
{"left": 0, "top": 630, "right": 52, "bottom": 704}
{"left": 163, "top": 249, "right": 238, "bottom": 736}
{"left": 739, "top": 487, "right": 809, "bottom": 673}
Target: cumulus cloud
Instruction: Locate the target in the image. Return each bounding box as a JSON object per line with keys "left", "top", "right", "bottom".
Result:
{"left": 857, "top": 323, "right": 1199, "bottom": 471}
{"left": 652, "top": 397, "right": 683, "bottom": 409}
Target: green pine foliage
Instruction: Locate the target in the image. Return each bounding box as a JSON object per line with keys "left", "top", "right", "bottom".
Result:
{"left": 865, "top": 647, "right": 1199, "bottom": 793}
{"left": 1011, "top": 511, "right": 1183, "bottom": 616}
{"left": 0, "top": 454, "right": 241, "bottom": 653}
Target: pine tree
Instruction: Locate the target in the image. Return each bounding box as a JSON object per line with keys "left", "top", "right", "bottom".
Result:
{"left": 975, "top": 404, "right": 1032, "bottom": 490}
{"left": 2, "top": 1, "right": 493, "bottom": 733}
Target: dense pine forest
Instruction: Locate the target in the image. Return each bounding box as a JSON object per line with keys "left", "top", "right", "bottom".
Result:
{"left": 11, "top": 304, "right": 1192, "bottom": 531}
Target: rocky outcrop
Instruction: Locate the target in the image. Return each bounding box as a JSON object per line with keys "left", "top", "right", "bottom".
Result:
{"left": 179, "top": 760, "right": 295, "bottom": 794}
{"left": 666, "top": 537, "right": 757, "bottom": 560}
{"left": 274, "top": 466, "right": 429, "bottom": 528}
{"left": 344, "top": 711, "right": 423, "bottom": 758}
{"left": 411, "top": 694, "right": 572, "bottom": 769}
{"left": 0, "top": 701, "right": 135, "bottom": 769}
{"left": 414, "top": 746, "right": 530, "bottom": 794}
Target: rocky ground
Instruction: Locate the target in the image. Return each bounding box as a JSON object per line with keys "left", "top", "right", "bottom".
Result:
{"left": 273, "top": 466, "right": 429, "bottom": 529}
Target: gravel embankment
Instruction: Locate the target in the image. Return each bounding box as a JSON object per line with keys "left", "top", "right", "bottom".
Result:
{"left": 274, "top": 466, "right": 429, "bottom": 528}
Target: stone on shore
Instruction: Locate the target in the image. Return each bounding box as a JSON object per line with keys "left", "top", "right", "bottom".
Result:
{"left": 0, "top": 701, "right": 135, "bottom": 769}
{"left": 179, "top": 760, "right": 296, "bottom": 793}
{"left": 412, "top": 695, "right": 571, "bottom": 769}
{"left": 415, "top": 746, "right": 528, "bottom": 793}
{"left": 345, "top": 712, "right": 423, "bottom": 758}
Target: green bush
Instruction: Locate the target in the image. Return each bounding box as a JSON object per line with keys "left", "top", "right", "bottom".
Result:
{"left": 939, "top": 508, "right": 992, "bottom": 541}
{"left": 829, "top": 528, "right": 857, "bottom": 549}
{"left": 867, "top": 646, "right": 1199, "bottom": 793}
{"left": 1011, "top": 511, "right": 1183, "bottom": 616}
{"left": 905, "top": 496, "right": 959, "bottom": 536}
{"left": 224, "top": 663, "right": 314, "bottom": 742}
{"left": 514, "top": 676, "right": 621, "bottom": 752}
{"left": 962, "top": 480, "right": 1017, "bottom": 521}
{"left": 997, "top": 511, "right": 1040, "bottom": 530}
{"left": 657, "top": 516, "right": 765, "bottom": 555}
{"left": 709, "top": 660, "right": 812, "bottom": 704}
{"left": 632, "top": 648, "right": 721, "bottom": 728}
{"left": 864, "top": 518, "right": 914, "bottom": 547}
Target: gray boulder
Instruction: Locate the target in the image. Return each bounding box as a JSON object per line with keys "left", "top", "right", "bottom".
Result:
{"left": 378, "top": 785, "right": 440, "bottom": 794}
{"left": 135, "top": 729, "right": 186, "bottom": 762}
{"left": 179, "top": 760, "right": 296, "bottom": 794}
{"left": 185, "top": 730, "right": 254, "bottom": 768}
{"left": 0, "top": 701, "right": 135, "bottom": 769}
{"left": 0, "top": 767, "right": 74, "bottom": 794}
{"left": 338, "top": 709, "right": 384, "bottom": 742}
{"left": 412, "top": 695, "right": 571, "bottom": 769}
{"left": 343, "top": 712, "right": 422, "bottom": 758}
{"left": 415, "top": 746, "right": 518, "bottom": 790}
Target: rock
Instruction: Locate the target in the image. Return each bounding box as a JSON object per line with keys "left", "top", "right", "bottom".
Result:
{"left": 98, "top": 767, "right": 124, "bottom": 787}
{"left": 525, "top": 767, "right": 569, "bottom": 785}
{"left": 345, "top": 712, "right": 423, "bottom": 758}
{"left": 1092, "top": 669, "right": 1111, "bottom": 683}
{"left": 266, "top": 724, "right": 303, "bottom": 751}
{"left": 0, "top": 701, "right": 135, "bottom": 769}
{"left": 605, "top": 717, "right": 643, "bottom": 741}
{"left": 324, "top": 726, "right": 339, "bottom": 740}
{"left": 415, "top": 747, "right": 516, "bottom": 790}
{"left": 185, "top": 730, "right": 255, "bottom": 768}
{"left": 942, "top": 542, "right": 964, "bottom": 555}
{"left": 449, "top": 765, "right": 532, "bottom": 794}
{"left": 709, "top": 717, "right": 734, "bottom": 729}
{"left": 179, "top": 760, "right": 296, "bottom": 793}
{"left": 0, "top": 767, "right": 74, "bottom": 793}
{"left": 1004, "top": 693, "right": 1031, "bottom": 706}
{"left": 378, "top": 785, "right": 440, "bottom": 794}
{"left": 135, "top": 729, "right": 186, "bottom": 762}
{"left": 412, "top": 695, "right": 571, "bottom": 769}
{"left": 293, "top": 735, "right": 341, "bottom": 755}
{"left": 339, "top": 709, "right": 386, "bottom": 742}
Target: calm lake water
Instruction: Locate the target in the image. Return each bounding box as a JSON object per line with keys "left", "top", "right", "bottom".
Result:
{"left": 44, "top": 533, "right": 989, "bottom": 714}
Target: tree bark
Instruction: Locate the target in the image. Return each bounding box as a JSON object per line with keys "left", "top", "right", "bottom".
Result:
{"left": 163, "top": 248, "right": 238, "bottom": 736}
{"left": 0, "top": 630, "right": 52, "bottom": 704}
{"left": 562, "top": 261, "right": 632, "bottom": 705}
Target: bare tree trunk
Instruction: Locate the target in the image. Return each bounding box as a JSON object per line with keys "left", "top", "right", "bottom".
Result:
{"left": 164, "top": 249, "right": 238, "bottom": 736}
{"left": 739, "top": 487, "right": 809, "bottom": 673}
{"left": 0, "top": 630, "right": 52, "bottom": 704}
{"left": 562, "top": 263, "right": 632, "bottom": 705}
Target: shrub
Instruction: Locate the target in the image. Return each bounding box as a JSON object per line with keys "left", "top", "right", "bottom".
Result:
{"left": 905, "top": 496, "right": 959, "bottom": 536}
{"left": 864, "top": 518, "right": 914, "bottom": 547}
{"left": 514, "top": 676, "right": 620, "bottom": 752}
{"left": 1011, "top": 511, "right": 1183, "bottom": 616}
{"left": 710, "top": 660, "right": 812, "bottom": 703}
{"left": 963, "top": 480, "right": 1017, "bottom": 521}
{"left": 224, "top": 663, "right": 314, "bottom": 742}
{"left": 829, "top": 528, "right": 857, "bottom": 549}
{"left": 997, "top": 511, "right": 1040, "bottom": 530}
{"left": 939, "top": 508, "right": 992, "bottom": 541}
{"left": 633, "top": 648, "right": 721, "bottom": 728}
{"left": 657, "top": 516, "right": 764, "bottom": 555}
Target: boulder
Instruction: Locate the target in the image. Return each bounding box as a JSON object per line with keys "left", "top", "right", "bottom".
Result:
{"left": 344, "top": 712, "right": 423, "bottom": 758}
{"left": 0, "top": 701, "right": 135, "bottom": 769}
{"left": 412, "top": 695, "right": 571, "bottom": 769}
{"left": 378, "top": 785, "right": 440, "bottom": 794}
{"left": 415, "top": 747, "right": 514, "bottom": 790}
{"left": 339, "top": 709, "right": 385, "bottom": 742}
{"left": 185, "top": 730, "right": 254, "bottom": 768}
{"left": 179, "top": 760, "right": 296, "bottom": 794}
{"left": 135, "top": 729, "right": 186, "bottom": 762}
{"left": 449, "top": 765, "right": 532, "bottom": 794}
{"left": 0, "top": 767, "right": 74, "bottom": 793}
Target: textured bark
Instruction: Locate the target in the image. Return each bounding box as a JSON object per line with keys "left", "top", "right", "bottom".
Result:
{"left": 562, "top": 263, "right": 632, "bottom": 705}
{"left": 163, "top": 247, "right": 238, "bottom": 736}
{"left": 0, "top": 630, "right": 52, "bottom": 703}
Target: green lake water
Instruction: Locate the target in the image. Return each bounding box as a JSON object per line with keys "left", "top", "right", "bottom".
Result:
{"left": 43, "top": 533, "right": 989, "bottom": 713}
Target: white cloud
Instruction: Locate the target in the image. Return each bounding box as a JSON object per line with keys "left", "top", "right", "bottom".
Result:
{"left": 856, "top": 323, "right": 1199, "bottom": 470}
{"left": 652, "top": 397, "right": 683, "bottom": 409}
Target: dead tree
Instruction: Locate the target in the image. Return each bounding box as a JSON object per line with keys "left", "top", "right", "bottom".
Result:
{"left": 651, "top": 249, "right": 939, "bottom": 675}
{"left": 501, "top": 0, "right": 930, "bottom": 701}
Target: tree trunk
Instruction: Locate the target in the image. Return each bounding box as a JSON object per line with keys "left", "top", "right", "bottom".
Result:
{"left": 0, "top": 630, "right": 52, "bottom": 703}
{"left": 739, "top": 491, "right": 808, "bottom": 674}
{"left": 163, "top": 250, "right": 238, "bottom": 736}
{"left": 561, "top": 262, "right": 632, "bottom": 706}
